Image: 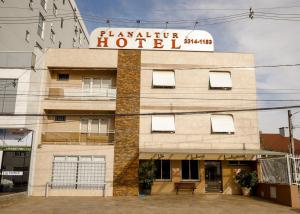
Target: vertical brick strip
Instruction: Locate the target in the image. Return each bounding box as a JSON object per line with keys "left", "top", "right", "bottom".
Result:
{"left": 113, "top": 50, "right": 141, "bottom": 196}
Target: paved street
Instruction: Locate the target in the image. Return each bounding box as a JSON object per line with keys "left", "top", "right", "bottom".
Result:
{"left": 1, "top": 194, "right": 299, "bottom": 214}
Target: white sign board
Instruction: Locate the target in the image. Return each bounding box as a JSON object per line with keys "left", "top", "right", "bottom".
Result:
{"left": 1, "top": 171, "right": 23, "bottom": 176}
{"left": 89, "top": 28, "right": 214, "bottom": 52}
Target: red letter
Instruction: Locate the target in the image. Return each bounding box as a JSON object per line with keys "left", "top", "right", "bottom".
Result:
{"left": 97, "top": 37, "right": 108, "bottom": 47}
{"left": 136, "top": 38, "right": 146, "bottom": 48}
{"left": 100, "top": 31, "right": 106, "bottom": 37}
{"left": 153, "top": 39, "right": 164, "bottom": 48}
{"left": 116, "top": 38, "right": 128, "bottom": 48}
{"left": 171, "top": 39, "right": 181, "bottom": 49}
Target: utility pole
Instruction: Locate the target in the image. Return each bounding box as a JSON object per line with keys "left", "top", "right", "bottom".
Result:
{"left": 288, "top": 110, "right": 295, "bottom": 156}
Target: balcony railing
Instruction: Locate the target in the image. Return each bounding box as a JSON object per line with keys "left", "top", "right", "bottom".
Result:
{"left": 41, "top": 131, "right": 115, "bottom": 144}
{"left": 48, "top": 87, "right": 116, "bottom": 100}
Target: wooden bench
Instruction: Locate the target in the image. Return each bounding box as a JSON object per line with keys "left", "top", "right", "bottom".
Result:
{"left": 174, "top": 182, "right": 196, "bottom": 194}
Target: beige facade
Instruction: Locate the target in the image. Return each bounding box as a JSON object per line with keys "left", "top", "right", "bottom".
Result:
{"left": 31, "top": 48, "right": 263, "bottom": 196}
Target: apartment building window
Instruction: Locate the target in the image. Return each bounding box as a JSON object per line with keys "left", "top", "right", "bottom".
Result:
{"left": 29, "top": 0, "right": 34, "bottom": 9}
{"left": 37, "top": 13, "right": 45, "bottom": 38}
{"left": 80, "top": 118, "right": 110, "bottom": 134}
{"left": 58, "top": 73, "right": 69, "bottom": 80}
{"left": 72, "top": 38, "right": 76, "bottom": 47}
{"left": 50, "top": 29, "right": 55, "bottom": 43}
{"left": 152, "top": 70, "right": 175, "bottom": 88}
{"left": 25, "top": 30, "right": 30, "bottom": 42}
{"left": 51, "top": 156, "right": 106, "bottom": 189}
{"left": 0, "top": 79, "right": 18, "bottom": 113}
{"left": 60, "top": 18, "right": 64, "bottom": 28}
{"left": 151, "top": 115, "right": 175, "bottom": 132}
{"left": 211, "top": 114, "right": 235, "bottom": 134}
{"left": 181, "top": 160, "right": 199, "bottom": 180}
{"left": 35, "top": 42, "right": 43, "bottom": 50}
{"left": 53, "top": 3, "right": 57, "bottom": 16}
{"left": 155, "top": 160, "right": 171, "bottom": 180}
{"left": 40, "top": 0, "right": 46, "bottom": 10}
{"left": 83, "top": 77, "right": 112, "bottom": 90}
{"left": 209, "top": 71, "right": 232, "bottom": 89}
{"left": 54, "top": 115, "right": 66, "bottom": 122}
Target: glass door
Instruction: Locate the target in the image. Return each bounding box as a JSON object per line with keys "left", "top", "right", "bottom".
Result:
{"left": 205, "top": 161, "right": 222, "bottom": 192}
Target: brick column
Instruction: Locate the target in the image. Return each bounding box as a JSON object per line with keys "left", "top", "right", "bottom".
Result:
{"left": 113, "top": 50, "right": 141, "bottom": 196}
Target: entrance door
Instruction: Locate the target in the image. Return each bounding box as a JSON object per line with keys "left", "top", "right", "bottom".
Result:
{"left": 205, "top": 161, "right": 222, "bottom": 192}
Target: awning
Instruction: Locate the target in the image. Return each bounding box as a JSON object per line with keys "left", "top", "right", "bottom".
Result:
{"left": 139, "top": 148, "right": 286, "bottom": 160}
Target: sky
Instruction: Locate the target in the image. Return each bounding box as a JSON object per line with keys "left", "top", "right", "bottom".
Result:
{"left": 76, "top": 0, "right": 300, "bottom": 138}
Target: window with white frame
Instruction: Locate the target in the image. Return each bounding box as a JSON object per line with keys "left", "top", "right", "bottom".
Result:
{"left": 51, "top": 155, "right": 106, "bottom": 189}
{"left": 82, "top": 77, "right": 113, "bottom": 96}
{"left": 154, "top": 160, "right": 171, "bottom": 180}
{"left": 181, "top": 160, "right": 199, "bottom": 180}
{"left": 40, "top": 0, "right": 46, "bottom": 10}
{"left": 80, "top": 118, "right": 110, "bottom": 134}
{"left": 53, "top": 3, "right": 57, "bottom": 16}
{"left": 37, "top": 13, "right": 45, "bottom": 38}
{"left": 50, "top": 29, "right": 55, "bottom": 43}
{"left": 0, "top": 79, "right": 18, "bottom": 113}
{"left": 152, "top": 70, "right": 175, "bottom": 88}
{"left": 151, "top": 115, "right": 175, "bottom": 132}
{"left": 209, "top": 71, "right": 232, "bottom": 89}
{"left": 211, "top": 114, "right": 235, "bottom": 134}
{"left": 25, "top": 30, "right": 30, "bottom": 42}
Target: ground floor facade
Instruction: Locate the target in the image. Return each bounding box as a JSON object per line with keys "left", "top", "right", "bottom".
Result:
{"left": 30, "top": 143, "right": 260, "bottom": 196}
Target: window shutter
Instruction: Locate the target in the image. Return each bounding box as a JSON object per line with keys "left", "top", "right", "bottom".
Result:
{"left": 209, "top": 72, "right": 232, "bottom": 88}
{"left": 211, "top": 114, "right": 235, "bottom": 133}
{"left": 152, "top": 71, "right": 175, "bottom": 87}
{"left": 151, "top": 115, "right": 175, "bottom": 132}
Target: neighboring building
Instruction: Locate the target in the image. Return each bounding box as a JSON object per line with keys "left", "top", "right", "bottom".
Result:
{"left": 0, "top": 0, "right": 89, "bottom": 51}
{"left": 0, "top": 0, "right": 89, "bottom": 194}
{"left": 260, "top": 129, "right": 300, "bottom": 154}
{"left": 29, "top": 28, "right": 282, "bottom": 197}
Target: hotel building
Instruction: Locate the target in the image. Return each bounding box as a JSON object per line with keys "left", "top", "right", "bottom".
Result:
{"left": 30, "top": 28, "right": 280, "bottom": 196}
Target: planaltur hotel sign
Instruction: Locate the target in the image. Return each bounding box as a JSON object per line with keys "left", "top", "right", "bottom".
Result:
{"left": 89, "top": 28, "right": 214, "bottom": 52}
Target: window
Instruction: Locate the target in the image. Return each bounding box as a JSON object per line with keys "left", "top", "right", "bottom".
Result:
{"left": 152, "top": 70, "right": 175, "bottom": 88}
{"left": 80, "top": 118, "right": 110, "bottom": 134}
{"left": 209, "top": 71, "right": 232, "bottom": 89}
{"left": 40, "top": 0, "right": 46, "bottom": 10}
{"left": 54, "top": 115, "right": 66, "bottom": 122}
{"left": 37, "top": 13, "right": 45, "bottom": 38}
{"left": 58, "top": 73, "right": 69, "bottom": 80}
{"left": 52, "top": 156, "right": 105, "bottom": 189}
{"left": 29, "top": 0, "right": 34, "bottom": 9}
{"left": 53, "top": 3, "right": 57, "bottom": 16}
{"left": 181, "top": 160, "right": 199, "bottom": 180}
{"left": 35, "top": 42, "right": 43, "bottom": 50}
{"left": 0, "top": 79, "right": 18, "bottom": 113}
{"left": 151, "top": 115, "right": 175, "bottom": 132}
{"left": 60, "top": 17, "right": 64, "bottom": 28}
{"left": 155, "top": 160, "right": 171, "bottom": 180}
{"left": 50, "top": 29, "right": 55, "bottom": 43}
{"left": 211, "top": 114, "right": 235, "bottom": 134}
{"left": 228, "top": 161, "right": 252, "bottom": 166}
{"left": 25, "top": 30, "right": 30, "bottom": 42}
{"left": 58, "top": 41, "right": 62, "bottom": 48}
{"left": 72, "top": 38, "right": 76, "bottom": 47}
{"left": 82, "top": 78, "right": 113, "bottom": 90}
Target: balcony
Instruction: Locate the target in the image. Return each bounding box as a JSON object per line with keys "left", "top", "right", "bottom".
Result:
{"left": 48, "top": 87, "right": 116, "bottom": 100}
{"left": 43, "top": 87, "right": 117, "bottom": 111}
{"left": 0, "top": 52, "right": 36, "bottom": 68}
{"left": 41, "top": 131, "right": 115, "bottom": 145}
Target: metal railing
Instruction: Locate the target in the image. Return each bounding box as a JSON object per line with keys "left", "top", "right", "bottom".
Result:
{"left": 48, "top": 87, "right": 116, "bottom": 100}
{"left": 41, "top": 131, "right": 115, "bottom": 144}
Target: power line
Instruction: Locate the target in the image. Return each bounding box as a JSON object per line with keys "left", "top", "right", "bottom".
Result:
{"left": 1, "top": 105, "right": 300, "bottom": 117}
